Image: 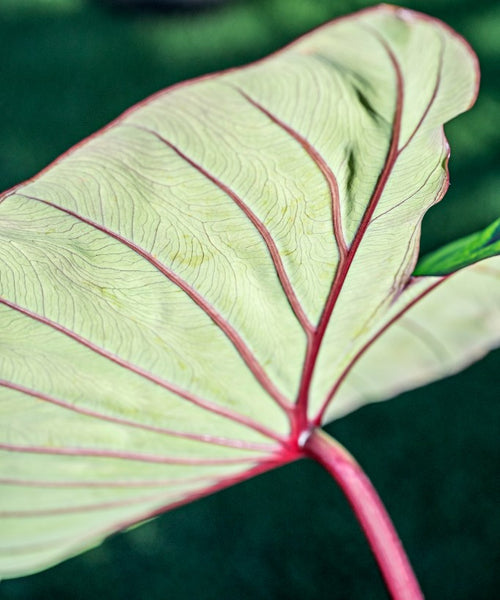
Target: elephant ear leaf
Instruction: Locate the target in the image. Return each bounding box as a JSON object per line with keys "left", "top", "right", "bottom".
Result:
{"left": 0, "top": 4, "right": 494, "bottom": 579}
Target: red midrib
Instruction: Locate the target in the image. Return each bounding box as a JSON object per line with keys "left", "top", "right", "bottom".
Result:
{"left": 305, "top": 30, "right": 447, "bottom": 426}
{"left": 293, "top": 34, "right": 404, "bottom": 439}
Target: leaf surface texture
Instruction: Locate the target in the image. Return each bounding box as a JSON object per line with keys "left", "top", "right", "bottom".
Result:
{"left": 1, "top": 5, "right": 496, "bottom": 578}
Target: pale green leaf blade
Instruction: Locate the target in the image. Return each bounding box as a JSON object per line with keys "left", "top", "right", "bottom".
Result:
{"left": 322, "top": 257, "right": 500, "bottom": 422}
{"left": 0, "top": 5, "right": 483, "bottom": 578}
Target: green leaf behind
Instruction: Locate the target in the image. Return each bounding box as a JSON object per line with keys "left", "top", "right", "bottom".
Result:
{"left": 414, "top": 218, "right": 500, "bottom": 276}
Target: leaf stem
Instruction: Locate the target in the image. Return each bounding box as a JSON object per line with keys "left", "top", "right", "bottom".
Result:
{"left": 303, "top": 428, "right": 424, "bottom": 600}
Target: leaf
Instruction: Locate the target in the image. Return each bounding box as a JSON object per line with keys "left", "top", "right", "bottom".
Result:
{"left": 0, "top": 4, "right": 495, "bottom": 579}
{"left": 413, "top": 218, "right": 500, "bottom": 276}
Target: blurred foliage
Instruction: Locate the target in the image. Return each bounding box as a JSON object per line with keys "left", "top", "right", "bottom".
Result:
{"left": 0, "top": 1, "right": 498, "bottom": 598}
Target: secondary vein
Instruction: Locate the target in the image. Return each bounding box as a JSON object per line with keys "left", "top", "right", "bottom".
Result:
{"left": 0, "top": 296, "right": 286, "bottom": 444}
{"left": 16, "top": 192, "right": 293, "bottom": 417}
{"left": 0, "top": 379, "right": 278, "bottom": 453}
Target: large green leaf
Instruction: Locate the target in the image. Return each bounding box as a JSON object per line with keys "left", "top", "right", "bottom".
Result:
{"left": 0, "top": 4, "right": 497, "bottom": 579}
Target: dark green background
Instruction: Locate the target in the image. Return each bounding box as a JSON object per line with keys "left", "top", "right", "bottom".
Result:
{"left": 0, "top": 0, "right": 498, "bottom": 598}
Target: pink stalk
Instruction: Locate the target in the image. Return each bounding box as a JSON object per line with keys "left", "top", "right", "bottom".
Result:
{"left": 303, "top": 428, "right": 424, "bottom": 600}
